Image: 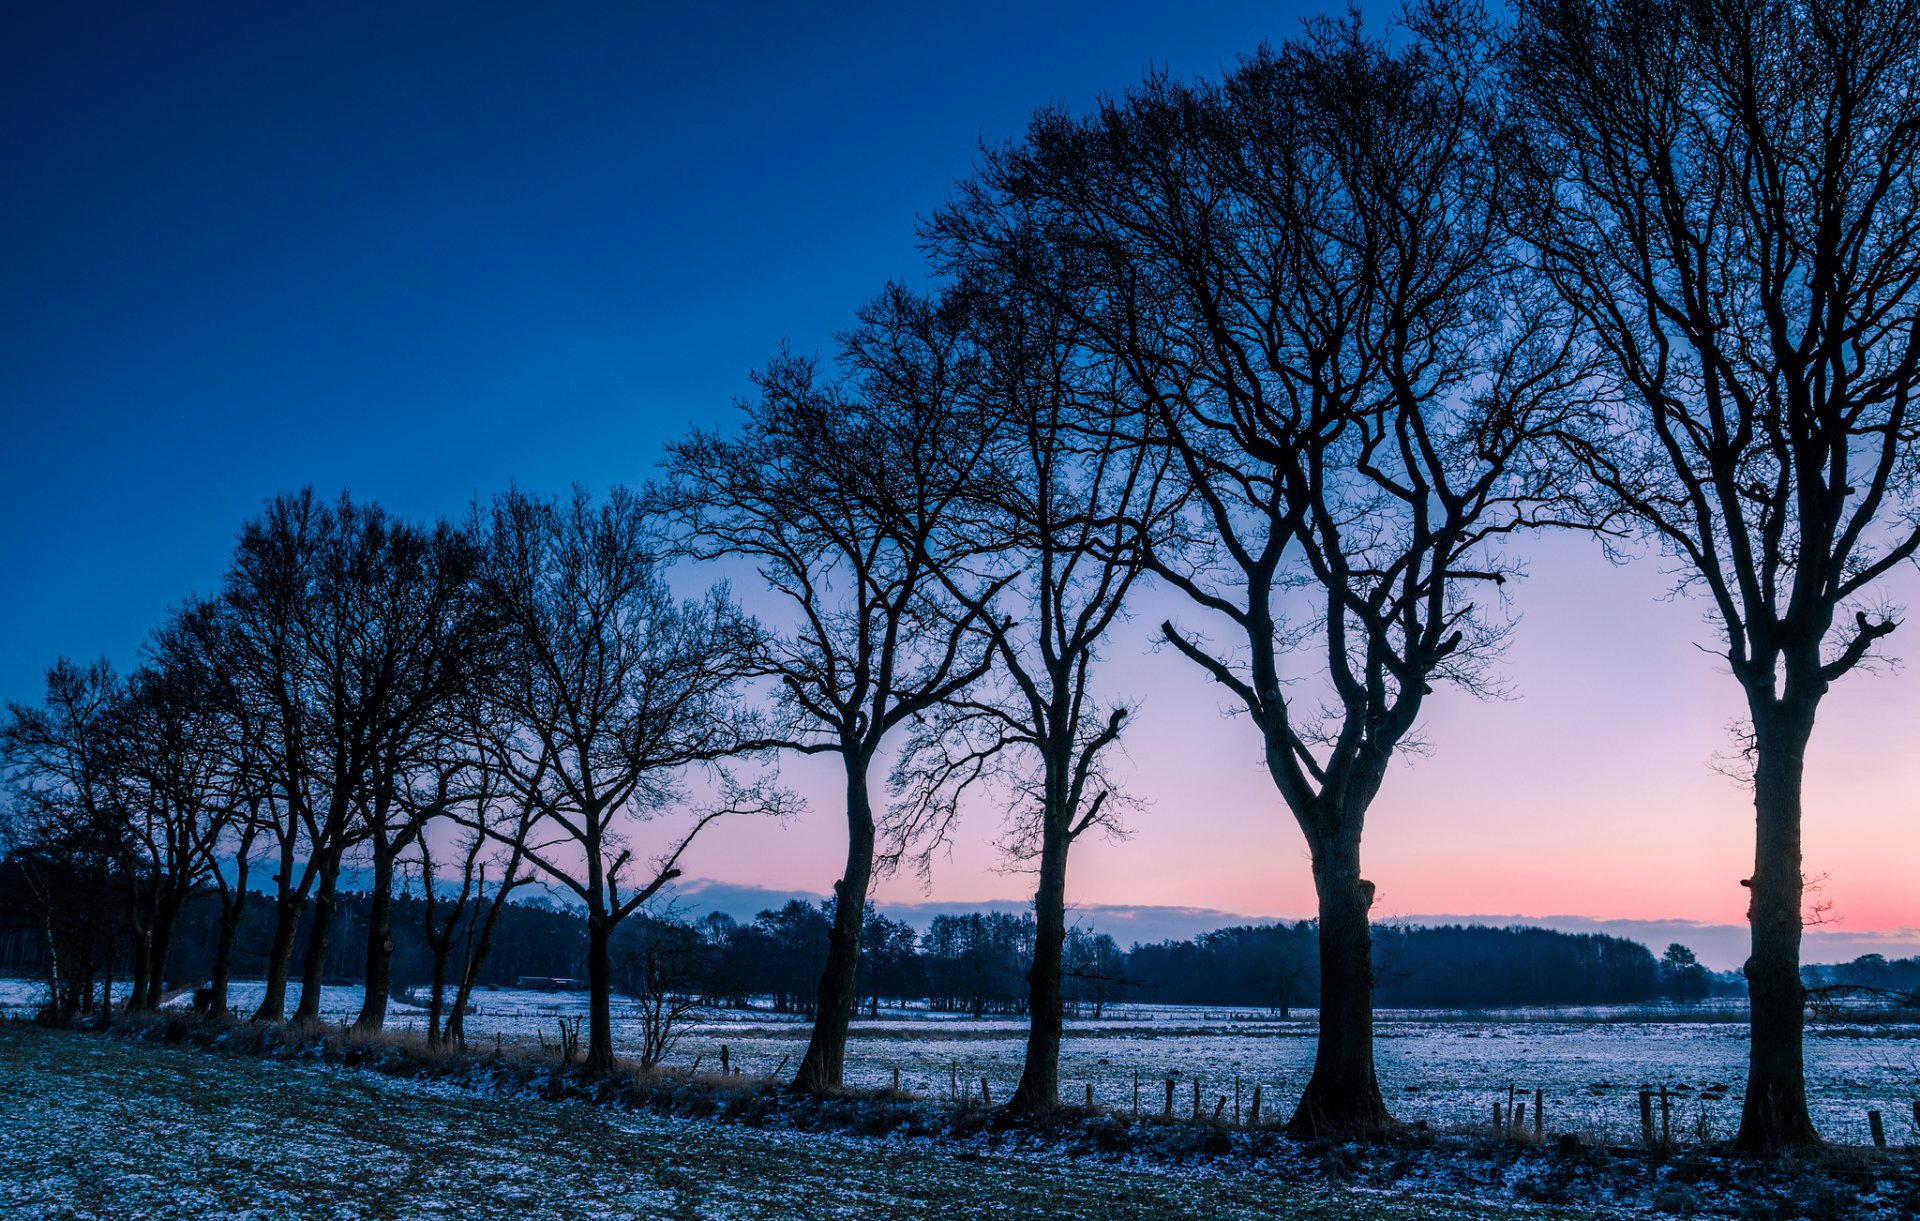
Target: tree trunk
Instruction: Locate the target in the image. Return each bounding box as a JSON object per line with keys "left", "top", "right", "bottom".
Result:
{"left": 426, "top": 941, "right": 449, "bottom": 1047}
{"left": 1289, "top": 830, "right": 1393, "bottom": 1137}
{"left": 792, "top": 763, "right": 875, "bottom": 1093}
{"left": 145, "top": 894, "right": 183, "bottom": 1010}
{"left": 127, "top": 921, "right": 150, "bottom": 1016}
{"left": 583, "top": 914, "right": 615, "bottom": 1076}
{"left": 251, "top": 890, "right": 303, "bottom": 1013}
{"left": 293, "top": 858, "right": 340, "bottom": 1024}
{"left": 209, "top": 893, "right": 244, "bottom": 1020}
{"left": 252, "top": 892, "right": 303, "bottom": 1021}
{"left": 354, "top": 847, "right": 396, "bottom": 1031}
{"left": 1735, "top": 704, "right": 1822, "bottom": 1151}
{"left": 1010, "top": 811, "right": 1069, "bottom": 1114}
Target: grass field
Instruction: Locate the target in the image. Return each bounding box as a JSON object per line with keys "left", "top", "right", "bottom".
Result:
{"left": 0, "top": 1024, "right": 1639, "bottom": 1221}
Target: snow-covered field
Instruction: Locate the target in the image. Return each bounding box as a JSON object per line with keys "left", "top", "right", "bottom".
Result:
{"left": 2, "top": 1025, "right": 1631, "bottom": 1221}
{"left": 5, "top": 977, "right": 1914, "bottom": 1148}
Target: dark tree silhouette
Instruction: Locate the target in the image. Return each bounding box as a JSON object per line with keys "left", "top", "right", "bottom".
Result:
{"left": 882, "top": 279, "right": 1176, "bottom": 1113}
{"left": 1505, "top": 0, "right": 1920, "bottom": 1151}
{"left": 1, "top": 659, "right": 127, "bottom": 1021}
{"left": 471, "top": 486, "right": 776, "bottom": 1077}
{"left": 104, "top": 637, "right": 235, "bottom": 1011}
{"left": 663, "top": 310, "right": 996, "bottom": 1093}
{"left": 935, "top": 5, "right": 1591, "bottom": 1135}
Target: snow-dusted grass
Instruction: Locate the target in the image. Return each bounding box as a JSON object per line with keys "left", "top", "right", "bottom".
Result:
{"left": 5, "top": 976, "right": 1914, "bottom": 1148}
{"left": 0, "top": 1024, "right": 1638, "bottom": 1221}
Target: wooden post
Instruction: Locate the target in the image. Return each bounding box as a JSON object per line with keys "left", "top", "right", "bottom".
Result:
{"left": 1192, "top": 1078, "right": 1201, "bottom": 1121}
{"left": 1507, "top": 1084, "right": 1517, "bottom": 1136}
{"left": 1912, "top": 1099, "right": 1919, "bottom": 1134}
{"left": 1534, "top": 1088, "right": 1544, "bottom": 1140}
{"left": 720, "top": 1044, "right": 729, "bottom": 1076}
{"left": 690, "top": 1054, "right": 702, "bottom": 1075}
{"left": 892, "top": 1066, "right": 901, "bottom": 1092}
{"left": 1514, "top": 1101, "right": 1526, "bottom": 1137}
{"left": 1213, "top": 1097, "right": 1226, "bottom": 1123}
{"left": 1659, "top": 1085, "right": 1671, "bottom": 1148}
{"left": 1234, "top": 1077, "right": 1242, "bottom": 1126}
{"left": 1868, "top": 1110, "right": 1886, "bottom": 1149}
{"left": 951, "top": 1060, "right": 958, "bottom": 1102}
{"left": 1164, "top": 1076, "right": 1175, "bottom": 1117}
{"left": 1494, "top": 1101, "right": 1504, "bottom": 1136}
{"left": 1639, "top": 1089, "right": 1656, "bottom": 1148}
{"left": 981, "top": 1076, "right": 991, "bottom": 1107}
{"left": 1250, "top": 1083, "right": 1262, "bottom": 1126}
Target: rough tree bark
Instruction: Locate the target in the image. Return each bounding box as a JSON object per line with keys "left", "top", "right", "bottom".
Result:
{"left": 793, "top": 768, "right": 875, "bottom": 1092}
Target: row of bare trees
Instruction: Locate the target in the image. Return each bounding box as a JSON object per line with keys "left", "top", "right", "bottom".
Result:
{"left": 2, "top": 0, "right": 1914, "bottom": 1156}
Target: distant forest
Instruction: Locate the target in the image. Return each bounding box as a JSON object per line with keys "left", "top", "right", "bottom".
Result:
{"left": 0, "top": 874, "right": 1760, "bottom": 1013}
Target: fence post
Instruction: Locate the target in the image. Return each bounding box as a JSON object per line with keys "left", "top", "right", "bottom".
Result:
{"left": 1250, "top": 1083, "right": 1262, "bottom": 1127}
{"left": 1493, "top": 1101, "right": 1504, "bottom": 1136}
{"left": 1235, "top": 1077, "right": 1242, "bottom": 1126}
{"left": 981, "top": 1077, "right": 991, "bottom": 1108}
{"left": 1192, "top": 1078, "right": 1201, "bottom": 1121}
{"left": 1639, "top": 1089, "right": 1656, "bottom": 1149}
{"left": 1534, "top": 1088, "right": 1544, "bottom": 1140}
{"left": 1869, "top": 1110, "right": 1886, "bottom": 1149}
{"left": 1164, "top": 1076, "right": 1175, "bottom": 1118}
{"left": 720, "top": 1044, "right": 729, "bottom": 1076}
{"left": 1659, "top": 1085, "right": 1671, "bottom": 1148}
{"left": 1086, "top": 1082, "right": 1094, "bottom": 1110}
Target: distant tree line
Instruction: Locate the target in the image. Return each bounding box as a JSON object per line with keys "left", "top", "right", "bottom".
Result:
{"left": 2, "top": 869, "right": 1729, "bottom": 1014}
{"left": 4, "top": 0, "right": 1916, "bottom": 1154}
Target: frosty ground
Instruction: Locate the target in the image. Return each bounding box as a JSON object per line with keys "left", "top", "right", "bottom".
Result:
{"left": 7, "top": 979, "right": 1904, "bottom": 1148}
{"left": 1, "top": 1023, "right": 1640, "bottom": 1221}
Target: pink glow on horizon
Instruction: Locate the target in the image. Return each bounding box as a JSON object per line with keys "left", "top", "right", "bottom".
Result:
{"left": 683, "top": 535, "right": 1919, "bottom": 937}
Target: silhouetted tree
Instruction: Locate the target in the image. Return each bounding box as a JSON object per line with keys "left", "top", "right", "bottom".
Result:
{"left": 219, "top": 489, "right": 455, "bottom": 1023}
{"left": 471, "top": 485, "right": 776, "bottom": 1076}
{"left": 881, "top": 278, "right": 1176, "bottom": 1113}
{"left": 1, "top": 659, "right": 129, "bottom": 1021}
{"left": 105, "top": 636, "right": 236, "bottom": 1010}
{"left": 610, "top": 914, "right": 709, "bottom": 1068}
{"left": 1505, "top": 0, "right": 1920, "bottom": 1150}
{"left": 664, "top": 315, "right": 997, "bottom": 1093}
{"left": 936, "top": 4, "right": 1590, "bottom": 1134}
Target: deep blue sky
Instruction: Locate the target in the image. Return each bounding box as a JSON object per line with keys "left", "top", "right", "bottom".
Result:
{"left": 6, "top": 3, "right": 1916, "bottom": 944}
{"left": 0, "top": 0, "right": 1328, "bottom": 701}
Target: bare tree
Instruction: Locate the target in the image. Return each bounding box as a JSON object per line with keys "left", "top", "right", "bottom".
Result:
{"left": 883, "top": 279, "right": 1176, "bottom": 1113}
{"left": 663, "top": 310, "right": 998, "bottom": 1093}
{"left": 472, "top": 485, "right": 778, "bottom": 1077}
{"left": 935, "top": 5, "right": 1591, "bottom": 1134}
{"left": 1505, "top": 0, "right": 1920, "bottom": 1151}
{"left": 413, "top": 810, "right": 532, "bottom": 1048}
{"left": 106, "top": 639, "right": 235, "bottom": 1010}
{"left": 348, "top": 520, "right": 500, "bottom": 1033}
{"left": 611, "top": 915, "right": 710, "bottom": 1069}
{"left": 1, "top": 659, "right": 127, "bottom": 1022}
{"left": 151, "top": 595, "right": 274, "bottom": 1020}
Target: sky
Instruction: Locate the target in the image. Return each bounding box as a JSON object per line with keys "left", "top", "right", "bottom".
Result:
{"left": 3, "top": 1, "right": 1915, "bottom": 965}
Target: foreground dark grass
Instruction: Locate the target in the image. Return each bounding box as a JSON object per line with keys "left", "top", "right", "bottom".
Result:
{"left": 0, "top": 1022, "right": 1628, "bottom": 1221}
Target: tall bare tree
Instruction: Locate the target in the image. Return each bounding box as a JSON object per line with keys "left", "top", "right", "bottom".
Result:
{"left": 220, "top": 489, "right": 477, "bottom": 1024}
{"left": 106, "top": 640, "right": 234, "bottom": 1010}
{"left": 1505, "top": 0, "right": 1920, "bottom": 1150}
{"left": 1, "top": 659, "right": 127, "bottom": 1021}
{"left": 472, "top": 486, "right": 776, "bottom": 1077}
{"left": 885, "top": 279, "right": 1176, "bottom": 1113}
{"left": 936, "top": 6, "right": 1591, "bottom": 1134}
{"left": 663, "top": 306, "right": 999, "bottom": 1093}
